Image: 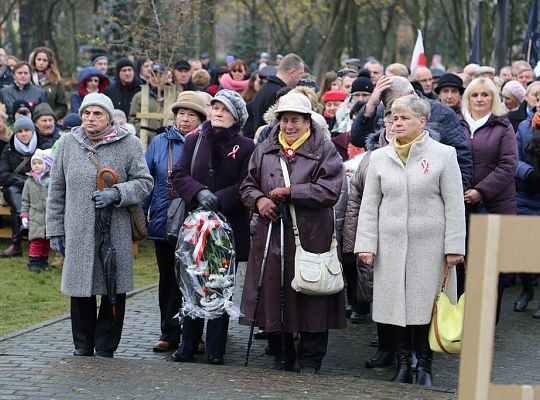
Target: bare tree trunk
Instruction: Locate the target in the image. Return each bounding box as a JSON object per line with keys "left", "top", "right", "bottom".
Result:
{"left": 493, "top": 0, "right": 508, "bottom": 70}
{"left": 18, "top": 0, "right": 33, "bottom": 59}
{"left": 312, "top": 0, "right": 350, "bottom": 82}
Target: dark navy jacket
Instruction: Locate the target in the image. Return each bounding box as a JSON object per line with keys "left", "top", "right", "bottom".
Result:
{"left": 141, "top": 127, "right": 187, "bottom": 240}
{"left": 515, "top": 110, "right": 540, "bottom": 215}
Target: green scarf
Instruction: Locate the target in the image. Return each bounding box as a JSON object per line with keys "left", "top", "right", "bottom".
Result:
{"left": 394, "top": 131, "right": 426, "bottom": 165}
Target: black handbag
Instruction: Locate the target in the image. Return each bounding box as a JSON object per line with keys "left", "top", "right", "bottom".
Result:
{"left": 165, "top": 133, "right": 202, "bottom": 246}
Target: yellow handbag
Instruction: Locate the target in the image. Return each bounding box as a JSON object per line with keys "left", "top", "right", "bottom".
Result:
{"left": 428, "top": 264, "right": 465, "bottom": 353}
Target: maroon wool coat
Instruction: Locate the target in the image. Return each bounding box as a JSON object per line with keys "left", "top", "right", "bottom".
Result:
{"left": 239, "top": 124, "right": 347, "bottom": 333}
{"left": 461, "top": 115, "right": 518, "bottom": 214}
{"left": 171, "top": 123, "right": 256, "bottom": 261}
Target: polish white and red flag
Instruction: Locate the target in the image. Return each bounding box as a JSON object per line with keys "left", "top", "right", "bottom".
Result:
{"left": 410, "top": 29, "right": 427, "bottom": 72}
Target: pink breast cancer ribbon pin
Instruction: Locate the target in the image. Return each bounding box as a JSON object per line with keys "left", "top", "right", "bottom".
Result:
{"left": 421, "top": 159, "right": 429, "bottom": 173}
{"left": 227, "top": 145, "right": 240, "bottom": 159}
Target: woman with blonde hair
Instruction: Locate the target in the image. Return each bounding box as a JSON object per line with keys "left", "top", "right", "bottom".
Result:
{"left": 29, "top": 47, "right": 67, "bottom": 120}
{"left": 460, "top": 77, "right": 518, "bottom": 322}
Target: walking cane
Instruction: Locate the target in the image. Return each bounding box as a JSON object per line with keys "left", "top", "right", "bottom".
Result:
{"left": 279, "top": 202, "right": 287, "bottom": 369}
{"left": 244, "top": 221, "right": 273, "bottom": 367}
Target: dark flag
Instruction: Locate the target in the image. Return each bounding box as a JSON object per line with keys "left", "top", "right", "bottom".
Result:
{"left": 523, "top": 0, "right": 539, "bottom": 67}
{"left": 469, "top": 8, "right": 481, "bottom": 64}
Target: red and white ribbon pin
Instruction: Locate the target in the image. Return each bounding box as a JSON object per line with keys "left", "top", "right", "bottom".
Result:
{"left": 421, "top": 159, "right": 429, "bottom": 173}
{"left": 227, "top": 145, "right": 240, "bottom": 159}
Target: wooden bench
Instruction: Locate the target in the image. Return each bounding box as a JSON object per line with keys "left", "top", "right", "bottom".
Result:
{"left": 0, "top": 204, "right": 12, "bottom": 239}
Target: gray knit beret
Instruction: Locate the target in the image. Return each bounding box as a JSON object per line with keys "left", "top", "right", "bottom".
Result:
{"left": 79, "top": 93, "right": 115, "bottom": 122}
{"left": 14, "top": 116, "right": 35, "bottom": 133}
{"left": 211, "top": 89, "right": 248, "bottom": 128}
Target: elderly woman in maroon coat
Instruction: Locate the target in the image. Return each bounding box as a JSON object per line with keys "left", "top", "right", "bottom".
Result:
{"left": 240, "top": 92, "right": 346, "bottom": 373}
{"left": 461, "top": 77, "right": 518, "bottom": 322}
{"left": 171, "top": 89, "right": 255, "bottom": 364}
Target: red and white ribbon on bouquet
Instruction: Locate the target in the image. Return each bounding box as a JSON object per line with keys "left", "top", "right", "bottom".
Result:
{"left": 183, "top": 213, "right": 221, "bottom": 265}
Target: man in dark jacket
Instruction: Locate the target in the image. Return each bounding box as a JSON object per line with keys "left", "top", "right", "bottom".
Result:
{"left": 0, "top": 62, "right": 47, "bottom": 116}
{"left": 0, "top": 48, "right": 13, "bottom": 89}
{"left": 32, "top": 103, "right": 61, "bottom": 149}
{"left": 250, "top": 53, "right": 305, "bottom": 134}
{"left": 104, "top": 58, "right": 141, "bottom": 116}
{"left": 350, "top": 75, "right": 473, "bottom": 190}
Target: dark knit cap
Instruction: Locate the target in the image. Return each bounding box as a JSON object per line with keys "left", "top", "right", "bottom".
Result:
{"left": 32, "top": 103, "right": 55, "bottom": 122}
{"left": 12, "top": 100, "right": 32, "bottom": 119}
{"left": 116, "top": 58, "right": 134, "bottom": 72}
{"left": 62, "top": 113, "right": 82, "bottom": 130}
{"left": 351, "top": 76, "right": 374, "bottom": 94}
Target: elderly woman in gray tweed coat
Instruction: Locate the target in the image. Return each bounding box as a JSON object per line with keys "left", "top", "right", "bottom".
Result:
{"left": 46, "top": 93, "right": 153, "bottom": 358}
{"left": 355, "top": 96, "right": 466, "bottom": 386}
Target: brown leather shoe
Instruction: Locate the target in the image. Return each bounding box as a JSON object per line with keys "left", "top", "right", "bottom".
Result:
{"left": 0, "top": 244, "right": 22, "bottom": 258}
{"left": 152, "top": 340, "right": 177, "bottom": 352}
{"left": 50, "top": 255, "right": 64, "bottom": 269}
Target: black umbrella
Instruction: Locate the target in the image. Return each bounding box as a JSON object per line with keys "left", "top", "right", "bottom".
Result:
{"left": 96, "top": 167, "right": 119, "bottom": 317}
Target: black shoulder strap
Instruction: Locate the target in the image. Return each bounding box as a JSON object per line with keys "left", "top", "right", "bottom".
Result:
{"left": 190, "top": 132, "right": 203, "bottom": 173}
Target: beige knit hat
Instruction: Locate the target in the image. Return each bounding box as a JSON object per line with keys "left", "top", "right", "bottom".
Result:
{"left": 171, "top": 91, "right": 208, "bottom": 120}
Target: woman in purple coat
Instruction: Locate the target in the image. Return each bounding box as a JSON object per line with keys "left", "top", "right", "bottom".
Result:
{"left": 461, "top": 77, "right": 518, "bottom": 322}
{"left": 170, "top": 89, "right": 255, "bottom": 364}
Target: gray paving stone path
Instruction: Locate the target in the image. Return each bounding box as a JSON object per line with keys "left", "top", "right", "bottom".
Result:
{"left": 0, "top": 264, "right": 538, "bottom": 399}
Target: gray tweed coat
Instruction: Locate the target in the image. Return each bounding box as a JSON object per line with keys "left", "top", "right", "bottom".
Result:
{"left": 355, "top": 133, "right": 465, "bottom": 326}
{"left": 46, "top": 124, "right": 153, "bottom": 297}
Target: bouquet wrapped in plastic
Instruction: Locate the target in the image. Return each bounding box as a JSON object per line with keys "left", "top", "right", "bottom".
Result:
{"left": 175, "top": 209, "right": 240, "bottom": 320}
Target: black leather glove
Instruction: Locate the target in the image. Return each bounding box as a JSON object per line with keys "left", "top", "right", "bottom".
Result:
{"left": 195, "top": 189, "right": 220, "bottom": 211}
{"left": 50, "top": 236, "right": 65, "bottom": 256}
{"left": 92, "top": 188, "right": 120, "bottom": 208}
{"left": 526, "top": 170, "right": 540, "bottom": 194}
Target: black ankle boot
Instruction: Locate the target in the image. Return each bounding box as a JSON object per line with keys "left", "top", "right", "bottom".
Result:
{"left": 413, "top": 324, "right": 433, "bottom": 386}
{"left": 392, "top": 350, "right": 413, "bottom": 383}
{"left": 39, "top": 256, "right": 49, "bottom": 270}
{"left": 415, "top": 358, "right": 433, "bottom": 386}
{"left": 28, "top": 256, "right": 42, "bottom": 273}
{"left": 391, "top": 325, "right": 412, "bottom": 383}
{"left": 514, "top": 289, "right": 534, "bottom": 312}
{"left": 365, "top": 349, "right": 395, "bottom": 368}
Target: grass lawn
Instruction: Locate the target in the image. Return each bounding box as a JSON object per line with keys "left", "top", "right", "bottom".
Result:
{"left": 0, "top": 240, "right": 158, "bottom": 336}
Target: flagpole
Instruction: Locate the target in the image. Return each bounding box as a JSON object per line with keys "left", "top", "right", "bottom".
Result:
{"left": 528, "top": 39, "right": 532, "bottom": 63}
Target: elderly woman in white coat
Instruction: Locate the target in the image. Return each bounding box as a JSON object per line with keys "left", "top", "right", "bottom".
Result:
{"left": 355, "top": 95, "right": 466, "bottom": 386}
{"left": 46, "top": 93, "right": 153, "bottom": 358}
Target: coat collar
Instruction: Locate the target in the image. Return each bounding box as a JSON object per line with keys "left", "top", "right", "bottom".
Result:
{"left": 385, "top": 130, "right": 433, "bottom": 166}
{"left": 71, "top": 123, "right": 129, "bottom": 152}
{"left": 261, "top": 123, "right": 326, "bottom": 161}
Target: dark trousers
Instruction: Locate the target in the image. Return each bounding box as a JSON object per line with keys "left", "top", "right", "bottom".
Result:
{"left": 343, "top": 258, "right": 370, "bottom": 313}
{"left": 268, "top": 331, "right": 329, "bottom": 370}
{"left": 179, "top": 314, "right": 229, "bottom": 358}
{"left": 377, "top": 322, "right": 394, "bottom": 351}
{"left": 154, "top": 240, "right": 182, "bottom": 344}
{"left": 70, "top": 294, "right": 126, "bottom": 353}
{"left": 3, "top": 185, "right": 22, "bottom": 245}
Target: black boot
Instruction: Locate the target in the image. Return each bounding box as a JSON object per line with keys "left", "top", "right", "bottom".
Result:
{"left": 365, "top": 350, "right": 395, "bottom": 368}
{"left": 413, "top": 324, "right": 433, "bottom": 386}
{"left": 28, "top": 256, "right": 42, "bottom": 273}
{"left": 39, "top": 256, "right": 50, "bottom": 271}
{"left": 514, "top": 289, "right": 534, "bottom": 312}
{"left": 391, "top": 325, "right": 413, "bottom": 383}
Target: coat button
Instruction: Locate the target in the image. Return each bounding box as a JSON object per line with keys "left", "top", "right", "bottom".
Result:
{"left": 208, "top": 168, "right": 215, "bottom": 176}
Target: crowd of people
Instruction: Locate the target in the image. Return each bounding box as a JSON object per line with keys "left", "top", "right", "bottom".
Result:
{"left": 0, "top": 44, "right": 539, "bottom": 385}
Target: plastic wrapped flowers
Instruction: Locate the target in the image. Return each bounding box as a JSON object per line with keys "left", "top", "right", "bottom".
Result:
{"left": 175, "top": 209, "right": 240, "bottom": 320}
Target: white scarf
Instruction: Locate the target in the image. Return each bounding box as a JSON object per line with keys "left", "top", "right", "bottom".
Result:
{"left": 14, "top": 133, "right": 38, "bottom": 155}
{"left": 463, "top": 110, "right": 491, "bottom": 138}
